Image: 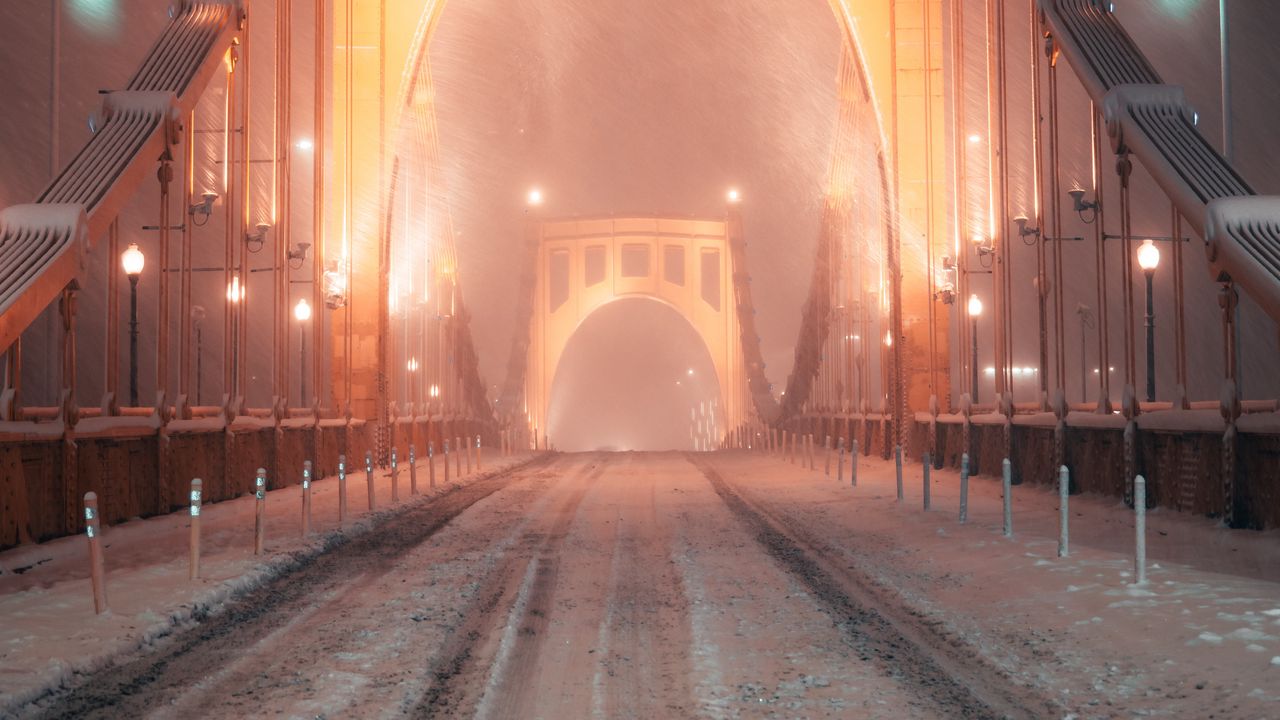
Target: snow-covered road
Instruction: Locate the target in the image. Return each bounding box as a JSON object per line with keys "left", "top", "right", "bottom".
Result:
{"left": 12, "top": 451, "right": 1280, "bottom": 719}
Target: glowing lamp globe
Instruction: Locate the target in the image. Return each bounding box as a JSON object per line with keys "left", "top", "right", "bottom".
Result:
{"left": 293, "top": 298, "right": 312, "bottom": 322}
{"left": 967, "top": 294, "right": 983, "bottom": 317}
{"left": 121, "top": 243, "right": 145, "bottom": 277}
{"left": 1137, "top": 238, "right": 1160, "bottom": 273}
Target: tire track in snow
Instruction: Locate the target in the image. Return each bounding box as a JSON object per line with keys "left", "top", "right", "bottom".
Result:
{"left": 689, "top": 453, "right": 1055, "bottom": 720}
{"left": 27, "top": 454, "right": 557, "bottom": 720}
{"left": 413, "top": 456, "right": 605, "bottom": 718}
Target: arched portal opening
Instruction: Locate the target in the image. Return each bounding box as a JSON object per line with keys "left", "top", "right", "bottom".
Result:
{"left": 330, "top": 0, "right": 925, "bottom": 433}
{"left": 547, "top": 297, "right": 722, "bottom": 452}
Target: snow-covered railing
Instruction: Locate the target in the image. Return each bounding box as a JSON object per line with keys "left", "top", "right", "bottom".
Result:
{"left": 37, "top": 92, "right": 181, "bottom": 239}
{"left": 1103, "top": 85, "right": 1254, "bottom": 237}
{"left": 1205, "top": 198, "right": 1280, "bottom": 323}
{"left": 0, "top": 205, "right": 88, "bottom": 355}
{"left": 1038, "top": 0, "right": 1161, "bottom": 101}
{"left": 127, "top": 1, "right": 241, "bottom": 98}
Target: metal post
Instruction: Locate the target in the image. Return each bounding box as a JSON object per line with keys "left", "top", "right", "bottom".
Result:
{"left": 1145, "top": 270, "right": 1155, "bottom": 403}
{"left": 1134, "top": 474, "right": 1147, "bottom": 584}
{"left": 960, "top": 453, "right": 970, "bottom": 523}
{"left": 254, "top": 468, "right": 267, "bottom": 555}
{"left": 895, "top": 445, "right": 903, "bottom": 502}
{"left": 300, "top": 320, "right": 307, "bottom": 405}
{"left": 1219, "top": 0, "right": 1232, "bottom": 161}
{"left": 837, "top": 437, "right": 845, "bottom": 484}
{"left": 824, "top": 435, "right": 832, "bottom": 476}
{"left": 84, "top": 492, "right": 107, "bottom": 614}
{"left": 971, "top": 314, "right": 979, "bottom": 404}
{"left": 1058, "top": 465, "right": 1069, "bottom": 558}
{"left": 195, "top": 317, "right": 203, "bottom": 405}
{"left": 443, "top": 439, "right": 451, "bottom": 483}
{"left": 189, "top": 478, "right": 202, "bottom": 579}
{"left": 476, "top": 435, "right": 482, "bottom": 472}
{"left": 128, "top": 275, "right": 139, "bottom": 407}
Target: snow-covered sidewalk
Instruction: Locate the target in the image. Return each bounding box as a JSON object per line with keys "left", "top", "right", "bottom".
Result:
{"left": 0, "top": 449, "right": 537, "bottom": 713}
{"left": 709, "top": 449, "right": 1280, "bottom": 719}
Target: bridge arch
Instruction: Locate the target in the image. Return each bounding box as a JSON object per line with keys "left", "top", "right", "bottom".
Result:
{"left": 525, "top": 216, "right": 746, "bottom": 446}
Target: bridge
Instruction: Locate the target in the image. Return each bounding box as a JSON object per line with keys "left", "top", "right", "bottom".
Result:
{"left": 0, "top": 0, "right": 1274, "bottom": 540}
{"left": 1, "top": 1, "right": 1279, "bottom": 716}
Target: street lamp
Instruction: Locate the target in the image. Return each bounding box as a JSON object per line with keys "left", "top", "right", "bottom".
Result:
{"left": 294, "top": 298, "right": 312, "bottom": 405}
{"left": 727, "top": 188, "right": 742, "bottom": 204}
{"left": 527, "top": 188, "right": 544, "bottom": 207}
{"left": 121, "top": 243, "right": 145, "bottom": 407}
{"left": 1137, "top": 238, "right": 1160, "bottom": 403}
{"left": 967, "top": 294, "right": 983, "bottom": 403}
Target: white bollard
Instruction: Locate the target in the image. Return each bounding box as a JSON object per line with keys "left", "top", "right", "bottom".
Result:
{"left": 254, "top": 468, "right": 267, "bottom": 555}
{"left": 1002, "top": 458, "right": 1012, "bottom": 538}
{"left": 337, "top": 454, "right": 348, "bottom": 524}
{"left": 84, "top": 492, "right": 108, "bottom": 614}
{"left": 189, "top": 478, "right": 202, "bottom": 580}
{"left": 1134, "top": 475, "right": 1147, "bottom": 585}
{"left": 959, "top": 454, "right": 970, "bottom": 523}
{"left": 837, "top": 438, "right": 845, "bottom": 484}
{"left": 365, "top": 451, "right": 376, "bottom": 511}
{"left": 409, "top": 444, "right": 418, "bottom": 495}
{"left": 443, "top": 439, "right": 451, "bottom": 483}
{"left": 824, "top": 435, "right": 832, "bottom": 476}
{"left": 390, "top": 449, "right": 400, "bottom": 503}
{"left": 301, "top": 461, "right": 313, "bottom": 536}
{"left": 923, "top": 453, "right": 932, "bottom": 511}
{"left": 895, "top": 445, "right": 904, "bottom": 502}
{"left": 1058, "top": 465, "right": 1070, "bottom": 558}
{"left": 428, "top": 441, "right": 437, "bottom": 489}
{"left": 850, "top": 439, "right": 858, "bottom": 487}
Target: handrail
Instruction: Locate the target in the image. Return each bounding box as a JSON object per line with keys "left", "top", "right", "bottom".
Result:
{"left": 1042, "top": 0, "right": 1280, "bottom": 323}
{"left": 0, "top": 2, "right": 241, "bottom": 355}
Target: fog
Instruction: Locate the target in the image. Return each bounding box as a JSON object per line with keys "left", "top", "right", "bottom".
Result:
{"left": 429, "top": 0, "right": 840, "bottom": 447}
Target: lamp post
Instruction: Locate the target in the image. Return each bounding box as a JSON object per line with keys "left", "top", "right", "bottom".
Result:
{"left": 294, "top": 298, "right": 312, "bottom": 404}
{"left": 1137, "top": 239, "right": 1160, "bottom": 403}
{"left": 967, "top": 294, "right": 983, "bottom": 403}
{"left": 192, "top": 305, "right": 206, "bottom": 405}
{"left": 121, "top": 243, "right": 145, "bottom": 407}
